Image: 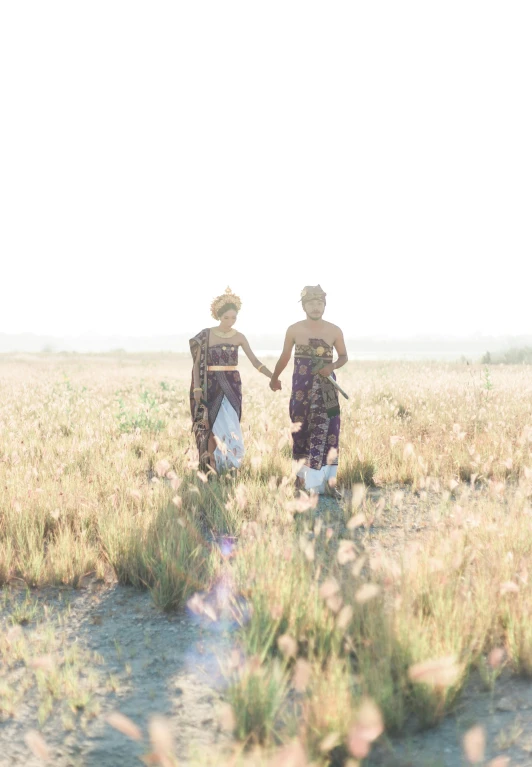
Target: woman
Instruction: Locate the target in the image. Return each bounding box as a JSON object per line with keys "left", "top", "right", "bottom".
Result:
{"left": 189, "top": 287, "right": 274, "bottom": 473}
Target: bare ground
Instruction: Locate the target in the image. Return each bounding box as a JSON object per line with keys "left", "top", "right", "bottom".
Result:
{"left": 0, "top": 582, "right": 233, "bottom": 766}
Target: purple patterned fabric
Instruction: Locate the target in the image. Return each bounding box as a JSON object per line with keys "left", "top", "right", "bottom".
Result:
{"left": 290, "top": 339, "right": 341, "bottom": 470}
{"left": 205, "top": 343, "right": 242, "bottom": 426}
{"left": 189, "top": 331, "right": 242, "bottom": 431}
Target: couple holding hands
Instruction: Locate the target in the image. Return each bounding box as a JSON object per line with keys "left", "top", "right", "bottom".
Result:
{"left": 190, "top": 285, "right": 348, "bottom": 495}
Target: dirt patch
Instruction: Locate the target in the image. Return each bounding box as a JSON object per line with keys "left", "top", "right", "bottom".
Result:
{"left": 0, "top": 583, "right": 233, "bottom": 766}
{"left": 371, "top": 672, "right": 532, "bottom": 766}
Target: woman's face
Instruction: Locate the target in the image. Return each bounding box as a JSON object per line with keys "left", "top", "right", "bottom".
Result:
{"left": 220, "top": 309, "right": 237, "bottom": 328}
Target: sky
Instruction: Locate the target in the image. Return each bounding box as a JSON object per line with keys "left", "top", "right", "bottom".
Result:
{"left": 1, "top": 1, "right": 531, "bottom": 341}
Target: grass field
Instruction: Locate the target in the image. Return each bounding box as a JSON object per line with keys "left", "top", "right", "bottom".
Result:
{"left": 1, "top": 353, "right": 532, "bottom": 765}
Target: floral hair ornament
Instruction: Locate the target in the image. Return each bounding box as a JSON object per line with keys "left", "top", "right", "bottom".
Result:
{"left": 210, "top": 286, "right": 242, "bottom": 320}
{"left": 300, "top": 285, "right": 327, "bottom": 305}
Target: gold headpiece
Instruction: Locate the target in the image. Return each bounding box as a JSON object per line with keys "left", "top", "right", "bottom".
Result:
{"left": 210, "top": 286, "right": 242, "bottom": 320}
{"left": 300, "top": 285, "right": 327, "bottom": 304}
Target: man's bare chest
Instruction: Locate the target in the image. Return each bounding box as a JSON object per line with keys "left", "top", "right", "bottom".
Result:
{"left": 293, "top": 330, "right": 336, "bottom": 347}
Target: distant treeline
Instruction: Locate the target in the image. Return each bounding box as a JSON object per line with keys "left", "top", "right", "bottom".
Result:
{"left": 482, "top": 346, "right": 532, "bottom": 365}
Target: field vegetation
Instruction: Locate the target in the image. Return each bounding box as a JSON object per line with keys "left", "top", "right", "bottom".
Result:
{"left": 482, "top": 346, "right": 532, "bottom": 365}
{"left": 1, "top": 353, "right": 532, "bottom": 765}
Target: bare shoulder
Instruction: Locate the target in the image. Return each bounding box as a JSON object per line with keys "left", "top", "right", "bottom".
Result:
{"left": 288, "top": 321, "right": 304, "bottom": 335}
{"left": 324, "top": 321, "right": 344, "bottom": 338}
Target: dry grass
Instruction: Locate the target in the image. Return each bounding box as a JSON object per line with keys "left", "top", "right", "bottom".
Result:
{"left": 1, "top": 353, "right": 532, "bottom": 764}
{"left": 0, "top": 589, "right": 101, "bottom": 727}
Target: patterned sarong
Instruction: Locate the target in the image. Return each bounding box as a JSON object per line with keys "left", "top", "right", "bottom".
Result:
{"left": 290, "top": 339, "right": 341, "bottom": 470}
{"left": 189, "top": 330, "right": 243, "bottom": 470}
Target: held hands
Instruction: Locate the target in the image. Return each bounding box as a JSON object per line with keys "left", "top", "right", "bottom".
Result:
{"left": 193, "top": 390, "right": 202, "bottom": 405}
{"left": 318, "top": 363, "right": 335, "bottom": 378}
{"left": 269, "top": 378, "right": 282, "bottom": 392}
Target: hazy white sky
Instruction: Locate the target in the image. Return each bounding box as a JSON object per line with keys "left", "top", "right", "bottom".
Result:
{"left": 1, "top": 2, "right": 531, "bottom": 339}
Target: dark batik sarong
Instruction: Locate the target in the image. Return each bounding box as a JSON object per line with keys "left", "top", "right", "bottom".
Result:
{"left": 290, "top": 339, "right": 341, "bottom": 470}
{"left": 189, "top": 330, "right": 242, "bottom": 469}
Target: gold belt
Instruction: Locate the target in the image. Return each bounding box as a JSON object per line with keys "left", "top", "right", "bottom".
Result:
{"left": 207, "top": 365, "right": 238, "bottom": 372}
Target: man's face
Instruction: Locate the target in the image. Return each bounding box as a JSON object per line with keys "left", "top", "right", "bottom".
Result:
{"left": 304, "top": 298, "right": 325, "bottom": 320}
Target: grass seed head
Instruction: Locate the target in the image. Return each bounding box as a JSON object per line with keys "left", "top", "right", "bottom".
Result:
{"left": 408, "top": 656, "right": 463, "bottom": 689}
{"left": 351, "top": 484, "right": 366, "bottom": 510}
{"left": 403, "top": 443, "right": 415, "bottom": 460}
{"left": 326, "top": 594, "right": 343, "bottom": 613}
{"left": 277, "top": 634, "right": 297, "bottom": 659}
{"left": 347, "top": 513, "right": 366, "bottom": 530}
{"left": 488, "top": 647, "right": 505, "bottom": 669}
{"left": 29, "top": 654, "right": 56, "bottom": 672}
{"left": 463, "top": 725, "right": 485, "bottom": 763}
{"left": 187, "top": 593, "right": 216, "bottom": 620}
{"left": 24, "top": 730, "right": 50, "bottom": 761}
{"left": 148, "top": 716, "right": 174, "bottom": 762}
{"left": 337, "top": 540, "right": 357, "bottom": 565}
{"left": 155, "top": 459, "right": 170, "bottom": 477}
{"left": 218, "top": 703, "right": 236, "bottom": 732}
{"left": 336, "top": 605, "right": 354, "bottom": 630}
{"left": 347, "top": 698, "right": 384, "bottom": 758}
{"left": 292, "top": 659, "right": 311, "bottom": 692}
{"left": 106, "top": 711, "right": 142, "bottom": 741}
{"left": 319, "top": 731, "right": 341, "bottom": 752}
{"left": 499, "top": 581, "right": 519, "bottom": 595}
{"left": 235, "top": 484, "right": 248, "bottom": 510}
{"left": 355, "top": 583, "right": 380, "bottom": 604}
{"left": 319, "top": 578, "right": 340, "bottom": 600}
{"left": 351, "top": 556, "right": 366, "bottom": 577}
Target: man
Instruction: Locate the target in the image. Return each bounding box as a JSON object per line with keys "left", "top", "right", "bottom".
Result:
{"left": 270, "top": 285, "right": 348, "bottom": 495}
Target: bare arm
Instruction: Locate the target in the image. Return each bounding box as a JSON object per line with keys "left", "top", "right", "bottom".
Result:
{"left": 270, "top": 328, "right": 295, "bottom": 389}
{"left": 333, "top": 329, "right": 348, "bottom": 371}
{"left": 240, "top": 335, "right": 273, "bottom": 379}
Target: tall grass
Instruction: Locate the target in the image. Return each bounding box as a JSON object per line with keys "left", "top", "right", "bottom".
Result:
{"left": 228, "top": 488, "right": 532, "bottom": 756}
{"left": 2, "top": 355, "right": 532, "bottom": 763}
